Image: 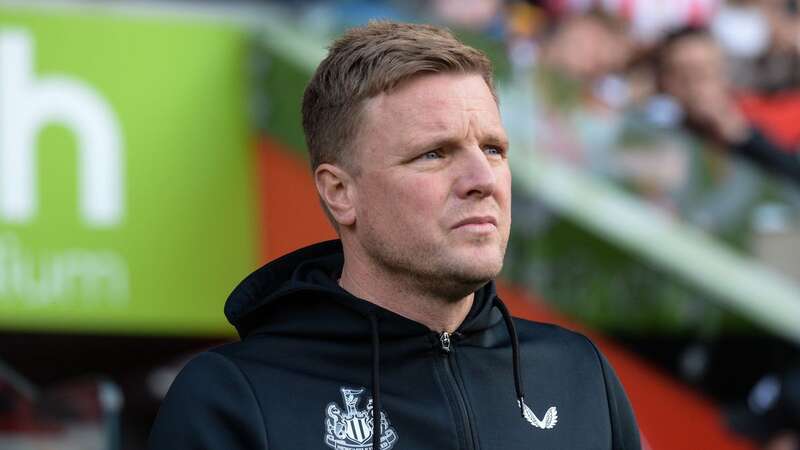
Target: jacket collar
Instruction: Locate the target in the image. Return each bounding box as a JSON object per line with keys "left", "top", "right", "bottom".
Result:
{"left": 224, "top": 240, "right": 502, "bottom": 340}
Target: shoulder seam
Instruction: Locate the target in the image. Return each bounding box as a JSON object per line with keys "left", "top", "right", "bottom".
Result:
{"left": 207, "top": 350, "right": 270, "bottom": 449}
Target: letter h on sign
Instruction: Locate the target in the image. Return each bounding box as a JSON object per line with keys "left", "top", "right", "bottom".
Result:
{"left": 0, "top": 29, "right": 124, "bottom": 228}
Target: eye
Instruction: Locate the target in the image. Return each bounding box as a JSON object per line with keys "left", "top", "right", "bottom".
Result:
{"left": 419, "top": 149, "right": 444, "bottom": 160}
{"left": 484, "top": 146, "right": 505, "bottom": 158}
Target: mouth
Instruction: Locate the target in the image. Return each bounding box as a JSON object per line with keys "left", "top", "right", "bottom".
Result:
{"left": 452, "top": 216, "right": 498, "bottom": 231}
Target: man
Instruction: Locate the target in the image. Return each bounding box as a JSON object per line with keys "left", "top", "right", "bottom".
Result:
{"left": 657, "top": 27, "right": 800, "bottom": 184}
{"left": 149, "top": 21, "right": 641, "bottom": 450}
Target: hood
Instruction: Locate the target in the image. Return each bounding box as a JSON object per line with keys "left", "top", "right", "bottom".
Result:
{"left": 224, "top": 239, "right": 500, "bottom": 339}
{"left": 224, "top": 240, "right": 532, "bottom": 450}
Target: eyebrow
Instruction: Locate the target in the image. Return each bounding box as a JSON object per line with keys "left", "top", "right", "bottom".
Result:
{"left": 483, "top": 132, "right": 509, "bottom": 148}
{"left": 407, "top": 130, "right": 508, "bottom": 152}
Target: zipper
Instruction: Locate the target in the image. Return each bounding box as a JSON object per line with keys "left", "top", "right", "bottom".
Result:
{"left": 440, "top": 331, "right": 451, "bottom": 352}
{"left": 436, "top": 331, "right": 478, "bottom": 450}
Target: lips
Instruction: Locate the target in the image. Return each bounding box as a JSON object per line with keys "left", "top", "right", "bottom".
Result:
{"left": 452, "top": 216, "right": 498, "bottom": 229}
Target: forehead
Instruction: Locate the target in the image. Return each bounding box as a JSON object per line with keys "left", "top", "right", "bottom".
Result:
{"left": 666, "top": 35, "right": 721, "bottom": 65}
{"left": 357, "top": 73, "right": 504, "bottom": 150}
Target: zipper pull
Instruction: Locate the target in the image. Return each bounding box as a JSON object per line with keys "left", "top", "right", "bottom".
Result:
{"left": 440, "top": 331, "right": 451, "bottom": 353}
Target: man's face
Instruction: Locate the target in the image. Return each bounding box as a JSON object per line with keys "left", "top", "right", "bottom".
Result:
{"left": 347, "top": 72, "right": 511, "bottom": 298}
{"left": 545, "top": 16, "right": 630, "bottom": 83}
{"left": 662, "top": 35, "right": 728, "bottom": 105}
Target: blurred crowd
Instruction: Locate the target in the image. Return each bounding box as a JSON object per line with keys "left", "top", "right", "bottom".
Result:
{"left": 498, "top": 0, "right": 800, "bottom": 243}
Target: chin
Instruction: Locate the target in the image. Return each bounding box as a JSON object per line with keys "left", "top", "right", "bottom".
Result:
{"left": 414, "top": 248, "right": 504, "bottom": 300}
{"left": 445, "top": 264, "right": 502, "bottom": 300}
{"left": 455, "top": 241, "right": 505, "bottom": 266}
{"left": 449, "top": 253, "right": 504, "bottom": 283}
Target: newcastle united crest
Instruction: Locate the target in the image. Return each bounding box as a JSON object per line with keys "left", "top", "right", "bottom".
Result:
{"left": 325, "top": 387, "right": 398, "bottom": 450}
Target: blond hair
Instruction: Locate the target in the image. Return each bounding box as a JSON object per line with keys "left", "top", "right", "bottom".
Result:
{"left": 301, "top": 21, "right": 495, "bottom": 172}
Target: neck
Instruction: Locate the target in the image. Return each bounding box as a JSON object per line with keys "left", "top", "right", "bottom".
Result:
{"left": 338, "top": 249, "right": 474, "bottom": 333}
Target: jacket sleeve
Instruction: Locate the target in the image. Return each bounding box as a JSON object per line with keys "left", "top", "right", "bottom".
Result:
{"left": 731, "top": 127, "right": 800, "bottom": 185}
{"left": 594, "top": 348, "right": 642, "bottom": 450}
{"left": 148, "top": 351, "right": 268, "bottom": 450}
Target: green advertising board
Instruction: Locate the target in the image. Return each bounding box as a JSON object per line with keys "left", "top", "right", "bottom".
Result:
{"left": 0, "top": 5, "right": 257, "bottom": 335}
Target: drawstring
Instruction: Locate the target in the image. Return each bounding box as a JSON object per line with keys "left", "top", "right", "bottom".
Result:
{"left": 364, "top": 296, "right": 524, "bottom": 450}
{"left": 368, "top": 313, "right": 382, "bottom": 450}
{"left": 493, "top": 298, "right": 527, "bottom": 418}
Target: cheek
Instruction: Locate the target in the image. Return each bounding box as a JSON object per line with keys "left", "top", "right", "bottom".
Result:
{"left": 496, "top": 170, "right": 513, "bottom": 232}
{"left": 394, "top": 181, "right": 448, "bottom": 232}
{"left": 497, "top": 168, "right": 512, "bottom": 205}
{"left": 359, "top": 176, "right": 446, "bottom": 227}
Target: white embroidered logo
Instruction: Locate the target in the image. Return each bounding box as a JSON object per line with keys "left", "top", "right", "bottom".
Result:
{"left": 325, "top": 387, "right": 399, "bottom": 450}
{"left": 519, "top": 398, "right": 558, "bottom": 430}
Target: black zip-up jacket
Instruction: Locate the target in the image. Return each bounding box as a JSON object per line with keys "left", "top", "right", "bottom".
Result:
{"left": 149, "top": 240, "right": 641, "bottom": 450}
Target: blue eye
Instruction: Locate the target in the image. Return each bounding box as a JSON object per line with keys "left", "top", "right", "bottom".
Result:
{"left": 420, "top": 150, "right": 443, "bottom": 160}
{"left": 484, "top": 146, "right": 504, "bottom": 157}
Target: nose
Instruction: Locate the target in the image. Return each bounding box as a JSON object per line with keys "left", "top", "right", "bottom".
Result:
{"left": 454, "top": 146, "right": 497, "bottom": 199}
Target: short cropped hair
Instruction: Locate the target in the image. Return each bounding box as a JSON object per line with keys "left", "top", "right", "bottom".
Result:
{"left": 302, "top": 21, "right": 496, "bottom": 173}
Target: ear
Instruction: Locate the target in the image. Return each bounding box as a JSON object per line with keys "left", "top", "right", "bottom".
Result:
{"left": 314, "top": 163, "right": 357, "bottom": 227}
